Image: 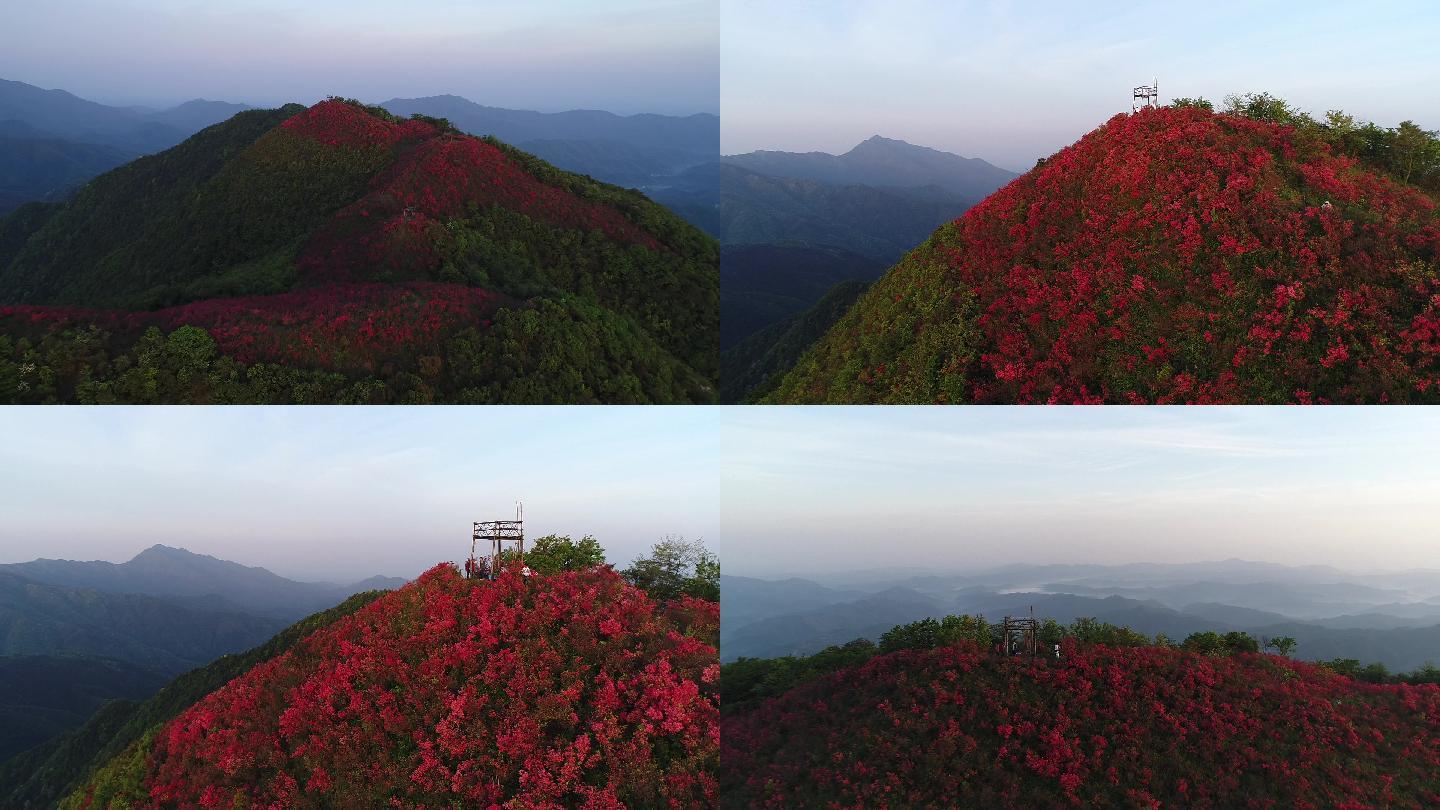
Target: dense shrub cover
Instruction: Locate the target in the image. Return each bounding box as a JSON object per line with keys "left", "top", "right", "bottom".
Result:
{"left": 0, "top": 282, "right": 502, "bottom": 370}
{"left": 768, "top": 105, "right": 1440, "bottom": 403}
{"left": 0, "top": 98, "right": 719, "bottom": 402}
{"left": 68, "top": 564, "right": 719, "bottom": 809}
{"left": 0, "top": 293, "right": 713, "bottom": 404}
{"left": 722, "top": 640, "right": 1440, "bottom": 808}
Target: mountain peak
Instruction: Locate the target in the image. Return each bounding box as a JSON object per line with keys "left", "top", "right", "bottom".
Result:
{"left": 765, "top": 105, "right": 1440, "bottom": 404}
{"left": 69, "top": 564, "right": 719, "bottom": 806}
{"left": 131, "top": 543, "right": 206, "bottom": 562}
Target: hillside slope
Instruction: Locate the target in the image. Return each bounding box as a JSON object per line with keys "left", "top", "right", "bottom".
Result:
{"left": 0, "top": 656, "right": 167, "bottom": 763}
{"left": 0, "top": 590, "right": 385, "bottom": 810}
{"left": 716, "top": 164, "right": 969, "bottom": 262}
{"left": 719, "top": 244, "right": 882, "bottom": 349}
{"left": 0, "top": 572, "right": 286, "bottom": 673}
{"left": 721, "top": 279, "right": 871, "bottom": 402}
{"left": 66, "top": 564, "right": 718, "bottom": 808}
{"left": 767, "top": 106, "right": 1440, "bottom": 403}
{"left": 722, "top": 640, "right": 1440, "bottom": 807}
{"left": 0, "top": 123, "right": 131, "bottom": 215}
{"left": 0, "top": 99, "right": 718, "bottom": 403}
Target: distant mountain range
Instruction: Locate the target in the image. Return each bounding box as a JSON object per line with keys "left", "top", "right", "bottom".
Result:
{"left": 380, "top": 95, "right": 717, "bottom": 213}
{"left": 0, "top": 544, "right": 405, "bottom": 620}
{"left": 725, "top": 135, "right": 1016, "bottom": 200}
{"left": 0, "top": 545, "right": 404, "bottom": 770}
{"left": 0, "top": 570, "right": 286, "bottom": 673}
{"left": 0, "top": 79, "right": 250, "bottom": 214}
{"left": 0, "top": 98, "right": 719, "bottom": 404}
{"left": 0, "top": 80, "right": 718, "bottom": 225}
{"left": 714, "top": 163, "right": 971, "bottom": 263}
{"left": 0, "top": 79, "right": 251, "bottom": 157}
{"left": 722, "top": 560, "right": 1440, "bottom": 670}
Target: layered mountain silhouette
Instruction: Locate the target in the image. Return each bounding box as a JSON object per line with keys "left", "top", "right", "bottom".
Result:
{"left": 0, "top": 80, "right": 250, "bottom": 216}
{"left": 381, "top": 95, "right": 718, "bottom": 207}
{"left": 0, "top": 98, "right": 719, "bottom": 403}
{"left": 0, "top": 121, "right": 131, "bottom": 213}
{"left": 722, "top": 562, "right": 1440, "bottom": 671}
{"left": 0, "top": 544, "right": 404, "bottom": 776}
{"left": 722, "top": 640, "right": 1440, "bottom": 806}
{"left": 714, "top": 163, "right": 971, "bottom": 263}
{"left": 724, "top": 135, "right": 1016, "bottom": 201}
{"left": 0, "top": 570, "right": 286, "bottom": 674}
{"left": 0, "top": 79, "right": 250, "bottom": 159}
{"left": 715, "top": 138, "right": 1015, "bottom": 398}
{"left": 0, "top": 544, "right": 403, "bottom": 620}
{"left": 765, "top": 106, "right": 1440, "bottom": 403}
{"left": 59, "top": 564, "right": 718, "bottom": 808}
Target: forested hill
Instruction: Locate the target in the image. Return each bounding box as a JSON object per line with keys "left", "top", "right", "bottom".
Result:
{"left": 0, "top": 98, "right": 718, "bottom": 404}
{"left": 63, "top": 564, "right": 719, "bottom": 808}
{"left": 722, "top": 623, "right": 1440, "bottom": 807}
{"left": 767, "top": 102, "right": 1440, "bottom": 404}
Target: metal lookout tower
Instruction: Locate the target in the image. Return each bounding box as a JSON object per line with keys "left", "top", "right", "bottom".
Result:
{"left": 465, "top": 502, "right": 524, "bottom": 580}
{"left": 999, "top": 606, "right": 1059, "bottom": 658}
{"left": 1133, "top": 78, "right": 1159, "bottom": 112}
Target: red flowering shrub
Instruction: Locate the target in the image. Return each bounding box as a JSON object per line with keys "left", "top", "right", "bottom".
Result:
{"left": 278, "top": 99, "right": 437, "bottom": 150}
{"left": 0, "top": 282, "right": 503, "bottom": 372}
{"left": 68, "top": 564, "right": 717, "bottom": 808}
{"left": 722, "top": 641, "right": 1440, "bottom": 808}
{"left": 768, "top": 105, "right": 1440, "bottom": 403}
{"left": 298, "top": 134, "right": 661, "bottom": 282}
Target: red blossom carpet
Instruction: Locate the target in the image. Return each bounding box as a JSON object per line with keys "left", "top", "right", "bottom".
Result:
{"left": 69, "top": 564, "right": 718, "bottom": 808}
{"left": 769, "top": 105, "right": 1440, "bottom": 403}
{"left": 721, "top": 640, "right": 1440, "bottom": 808}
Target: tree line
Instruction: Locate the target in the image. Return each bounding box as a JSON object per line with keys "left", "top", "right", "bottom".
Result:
{"left": 1171, "top": 91, "right": 1440, "bottom": 193}
{"left": 722, "top": 611, "right": 1440, "bottom": 713}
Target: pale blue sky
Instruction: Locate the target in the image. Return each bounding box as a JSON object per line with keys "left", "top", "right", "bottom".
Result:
{"left": 0, "top": 407, "right": 720, "bottom": 582}
{"left": 0, "top": 0, "right": 717, "bottom": 114}
{"left": 723, "top": 0, "right": 1440, "bottom": 170}
{"left": 722, "top": 407, "right": 1440, "bottom": 576}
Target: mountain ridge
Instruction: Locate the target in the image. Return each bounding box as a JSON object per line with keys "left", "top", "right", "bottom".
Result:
{"left": 1, "top": 543, "right": 403, "bottom": 620}
{"left": 0, "top": 97, "right": 719, "bottom": 403}
{"left": 723, "top": 135, "right": 1016, "bottom": 201}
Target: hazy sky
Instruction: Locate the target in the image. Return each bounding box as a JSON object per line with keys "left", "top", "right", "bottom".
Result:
{"left": 722, "top": 0, "right": 1440, "bottom": 170}
{"left": 722, "top": 407, "right": 1440, "bottom": 577}
{"left": 0, "top": 407, "right": 719, "bottom": 583}
{"left": 0, "top": 0, "right": 718, "bottom": 115}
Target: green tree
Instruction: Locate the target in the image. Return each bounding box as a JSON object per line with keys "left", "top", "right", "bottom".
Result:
{"left": 880, "top": 618, "right": 942, "bottom": 653}
{"left": 621, "top": 536, "right": 717, "bottom": 601}
{"left": 1265, "top": 636, "right": 1297, "bottom": 657}
{"left": 1391, "top": 120, "right": 1440, "bottom": 183}
{"left": 1182, "top": 631, "right": 1227, "bottom": 656}
{"left": 1223, "top": 92, "right": 1310, "bottom": 126}
{"left": 520, "top": 534, "right": 607, "bottom": 575}
{"left": 1223, "top": 631, "right": 1260, "bottom": 654}
{"left": 1171, "top": 97, "right": 1213, "bottom": 111}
